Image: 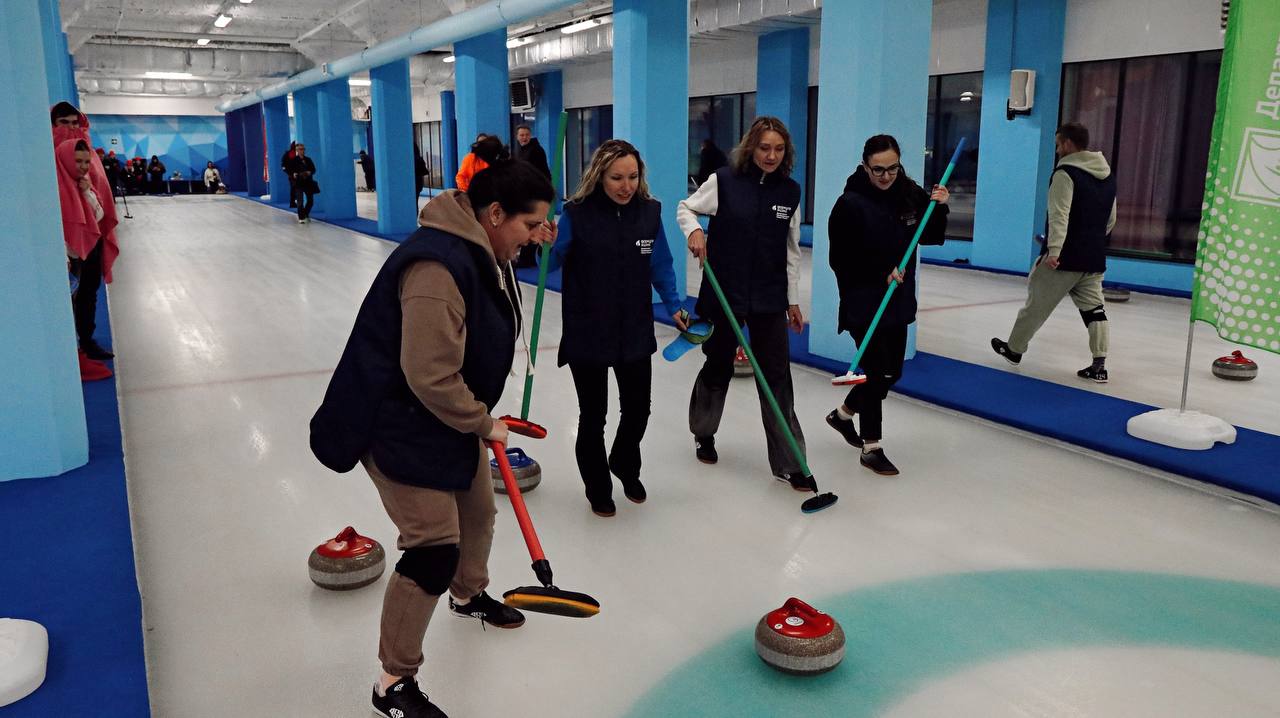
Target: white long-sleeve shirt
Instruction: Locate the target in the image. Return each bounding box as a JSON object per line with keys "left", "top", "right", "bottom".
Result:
{"left": 676, "top": 172, "right": 802, "bottom": 306}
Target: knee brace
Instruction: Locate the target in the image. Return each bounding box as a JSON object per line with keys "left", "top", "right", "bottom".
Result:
{"left": 395, "top": 544, "right": 460, "bottom": 596}
{"left": 1080, "top": 305, "right": 1107, "bottom": 326}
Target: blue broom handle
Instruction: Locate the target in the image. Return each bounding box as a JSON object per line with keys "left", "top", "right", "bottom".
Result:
{"left": 844, "top": 137, "right": 967, "bottom": 374}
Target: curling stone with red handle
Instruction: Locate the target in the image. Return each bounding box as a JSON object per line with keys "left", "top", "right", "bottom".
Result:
{"left": 492, "top": 447, "right": 541, "bottom": 495}
{"left": 733, "top": 346, "right": 753, "bottom": 377}
{"left": 754, "top": 597, "right": 846, "bottom": 675}
{"left": 1212, "top": 350, "right": 1258, "bottom": 381}
{"left": 308, "top": 526, "right": 385, "bottom": 591}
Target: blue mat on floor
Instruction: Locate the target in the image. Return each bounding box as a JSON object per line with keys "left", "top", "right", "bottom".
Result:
{"left": 0, "top": 288, "right": 149, "bottom": 715}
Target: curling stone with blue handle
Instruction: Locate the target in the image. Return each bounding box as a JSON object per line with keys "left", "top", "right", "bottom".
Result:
{"left": 492, "top": 447, "right": 541, "bottom": 494}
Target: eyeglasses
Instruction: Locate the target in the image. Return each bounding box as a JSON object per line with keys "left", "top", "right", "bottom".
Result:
{"left": 868, "top": 163, "right": 901, "bottom": 178}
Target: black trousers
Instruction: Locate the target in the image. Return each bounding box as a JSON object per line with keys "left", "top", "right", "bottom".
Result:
{"left": 841, "top": 322, "right": 908, "bottom": 442}
{"left": 568, "top": 359, "right": 652, "bottom": 503}
{"left": 295, "top": 186, "right": 315, "bottom": 219}
{"left": 689, "top": 308, "right": 805, "bottom": 477}
{"left": 71, "top": 241, "right": 104, "bottom": 346}
{"left": 287, "top": 176, "right": 297, "bottom": 206}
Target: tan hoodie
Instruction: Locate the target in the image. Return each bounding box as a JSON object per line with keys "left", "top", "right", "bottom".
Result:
{"left": 398, "top": 190, "right": 518, "bottom": 439}
{"left": 1047, "top": 150, "right": 1118, "bottom": 259}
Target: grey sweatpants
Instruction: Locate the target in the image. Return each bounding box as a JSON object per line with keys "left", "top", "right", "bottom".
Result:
{"left": 1007, "top": 259, "right": 1109, "bottom": 358}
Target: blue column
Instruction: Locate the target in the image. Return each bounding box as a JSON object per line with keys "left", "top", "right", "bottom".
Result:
{"left": 1, "top": 0, "right": 87, "bottom": 480}
{"left": 756, "top": 28, "right": 809, "bottom": 215}
{"left": 614, "top": 0, "right": 689, "bottom": 300}
{"left": 454, "top": 28, "right": 509, "bottom": 165}
{"left": 532, "top": 71, "right": 564, "bottom": 198}
{"left": 224, "top": 108, "right": 247, "bottom": 192}
{"left": 317, "top": 78, "right": 357, "bottom": 219}
{"left": 264, "top": 95, "right": 292, "bottom": 204}
{"left": 970, "top": 0, "right": 1067, "bottom": 272}
{"left": 371, "top": 59, "right": 418, "bottom": 235}
{"left": 441, "top": 90, "right": 458, "bottom": 189}
{"left": 809, "top": 0, "right": 932, "bottom": 363}
{"left": 241, "top": 103, "right": 268, "bottom": 196}
{"left": 37, "top": 0, "right": 75, "bottom": 106}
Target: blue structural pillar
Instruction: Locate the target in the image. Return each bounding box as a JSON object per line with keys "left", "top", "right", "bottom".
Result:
{"left": 371, "top": 59, "right": 418, "bottom": 235}
{"left": 37, "top": 0, "right": 76, "bottom": 106}
{"left": 224, "top": 107, "right": 247, "bottom": 192}
{"left": 264, "top": 95, "right": 292, "bottom": 204}
{"left": 614, "top": 0, "right": 689, "bottom": 299}
{"left": 1, "top": 0, "right": 88, "bottom": 479}
{"left": 317, "top": 78, "right": 357, "bottom": 219}
{"left": 970, "top": 0, "right": 1067, "bottom": 272}
{"left": 756, "top": 28, "right": 809, "bottom": 214}
{"left": 441, "top": 90, "right": 458, "bottom": 189}
{"left": 241, "top": 103, "right": 268, "bottom": 197}
{"left": 809, "top": 0, "right": 932, "bottom": 362}
{"left": 532, "top": 71, "right": 564, "bottom": 198}
{"left": 454, "top": 28, "right": 509, "bottom": 166}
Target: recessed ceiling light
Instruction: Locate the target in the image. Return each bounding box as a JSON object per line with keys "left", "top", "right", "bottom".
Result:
{"left": 506, "top": 36, "right": 533, "bottom": 49}
{"left": 196, "top": 38, "right": 211, "bottom": 46}
{"left": 561, "top": 16, "right": 610, "bottom": 34}
{"left": 213, "top": 14, "right": 232, "bottom": 28}
{"left": 348, "top": 78, "right": 372, "bottom": 86}
{"left": 146, "top": 71, "right": 194, "bottom": 79}
{"left": 442, "top": 55, "right": 455, "bottom": 63}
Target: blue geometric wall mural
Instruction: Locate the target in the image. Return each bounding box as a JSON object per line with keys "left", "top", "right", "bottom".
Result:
{"left": 88, "top": 114, "right": 229, "bottom": 180}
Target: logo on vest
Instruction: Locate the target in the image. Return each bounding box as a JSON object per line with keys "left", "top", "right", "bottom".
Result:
{"left": 636, "top": 238, "right": 655, "bottom": 255}
{"left": 772, "top": 204, "right": 793, "bottom": 220}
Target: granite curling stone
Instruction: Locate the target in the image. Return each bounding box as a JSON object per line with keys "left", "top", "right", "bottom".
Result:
{"left": 734, "top": 346, "right": 754, "bottom": 377}
{"left": 1102, "top": 286, "right": 1131, "bottom": 303}
{"left": 1212, "top": 350, "right": 1258, "bottom": 381}
{"left": 492, "top": 447, "right": 542, "bottom": 495}
{"left": 308, "top": 526, "right": 385, "bottom": 591}
{"left": 754, "top": 598, "right": 845, "bottom": 675}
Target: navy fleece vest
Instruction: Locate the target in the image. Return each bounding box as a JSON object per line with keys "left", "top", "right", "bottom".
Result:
{"left": 309, "top": 228, "right": 517, "bottom": 490}
{"left": 697, "top": 165, "right": 800, "bottom": 317}
{"left": 558, "top": 192, "right": 664, "bottom": 366}
{"left": 1050, "top": 164, "right": 1116, "bottom": 273}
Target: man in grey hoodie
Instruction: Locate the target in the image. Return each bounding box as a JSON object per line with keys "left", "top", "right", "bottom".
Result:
{"left": 991, "top": 122, "right": 1118, "bottom": 383}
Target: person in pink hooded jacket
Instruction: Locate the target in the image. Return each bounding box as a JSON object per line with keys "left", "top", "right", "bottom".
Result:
{"left": 51, "top": 101, "right": 120, "bottom": 364}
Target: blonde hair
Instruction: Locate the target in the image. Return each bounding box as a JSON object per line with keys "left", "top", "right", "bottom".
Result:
{"left": 568, "top": 139, "right": 651, "bottom": 203}
{"left": 731, "top": 116, "right": 795, "bottom": 177}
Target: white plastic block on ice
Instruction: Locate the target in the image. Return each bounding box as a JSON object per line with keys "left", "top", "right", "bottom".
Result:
{"left": 1127, "top": 409, "right": 1238, "bottom": 451}
{"left": 0, "top": 618, "right": 48, "bottom": 707}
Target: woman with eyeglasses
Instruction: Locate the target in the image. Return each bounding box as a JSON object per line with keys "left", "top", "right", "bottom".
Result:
{"left": 825, "top": 134, "right": 948, "bottom": 476}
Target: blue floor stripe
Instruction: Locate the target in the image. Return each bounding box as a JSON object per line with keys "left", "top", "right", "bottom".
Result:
{"left": 0, "top": 287, "right": 149, "bottom": 715}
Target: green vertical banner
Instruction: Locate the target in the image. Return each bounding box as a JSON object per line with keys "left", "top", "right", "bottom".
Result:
{"left": 1193, "top": 0, "right": 1280, "bottom": 355}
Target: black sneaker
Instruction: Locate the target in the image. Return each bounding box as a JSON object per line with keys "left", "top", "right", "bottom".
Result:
{"left": 694, "top": 436, "right": 718, "bottom": 464}
{"left": 990, "top": 338, "right": 1022, "bottom": 366}
{"left": 860, "top": 448, "right": 900, "bottom": 476}
{"left": 776, "top": 473, "right": 816, "bottom": 492}
{"left": 449, "top": 590, "right": 526, "bottom": 629}
{"left": 81, "top": 339, "right": 114, "bottom": 361}
{"left": 372, "top": 677, "right": 448, "bottom": 718}
{"left": 589, "top": 497, "right": 617, "bottom": 517}
{"left": 825, "top": 410, "right": 863, "bottom": 448}
{"left": 1077, "top": 365, "right": 1109, "bottom": 384}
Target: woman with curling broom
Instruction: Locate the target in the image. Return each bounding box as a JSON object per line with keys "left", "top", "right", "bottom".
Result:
{"left": 678, "top": 116, "right": 811, "bottom": 491}
{"left": 309, "top": 160, "right": 554, "bottom": 718}
{"left": 825, "top": 134, "right": 949, "bottom": 476}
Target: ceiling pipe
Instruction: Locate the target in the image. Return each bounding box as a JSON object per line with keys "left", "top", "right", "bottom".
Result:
{"left": 216, "top": 0, "right": 583, "bottom": 113}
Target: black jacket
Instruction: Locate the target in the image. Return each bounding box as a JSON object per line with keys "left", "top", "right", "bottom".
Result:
{"left": 698, "top": 165, "right": 800, "bottom": 317}
{"left": 310, "top": 228, "right": 518, "bottom": 490}
{"left": 288, "top": 155, "right": 320, "bottom": 194}
{"left": 828, "top": 167, "right": 948, "bottom": 332}
{"left": 1050, "top": 164, "right": 1116, "bottom": 273}
{"left": 515, "top": 138, "right": 552, "bottom": 181}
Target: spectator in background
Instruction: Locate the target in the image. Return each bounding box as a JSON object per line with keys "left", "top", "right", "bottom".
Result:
{"left": 147, "top": 155, "right": 166, "bottom": 194}
{"left": 695, "top": 139, "right": 728, "bottom": 186}
{"left": 102, "top": 150, "right": 122, "bottom": 193}
{"left": 359, "top": 149, "right": 376, "bottom": 191}
{"left": 287, "top": 142, "right": 320, "bottom": 223}
{"left": 414, "top": 143, "right": 428, "bottom": 200}
{"left": 513, "top": 124, "right": 552, "bottom": 181}
{"left": 282, "top": 141, "right": 298, "bottom": 207}
{"left": 204, "top": 161, "right": 225, "bottom": 194}
{"left": 50, "top": 102, "right": 120, "bottom": 363}
{"left": 455, "top": 134, "right": 506, "bottom": 191}
{"left": 130, "top": 157, "right": 147, "bottom": 194}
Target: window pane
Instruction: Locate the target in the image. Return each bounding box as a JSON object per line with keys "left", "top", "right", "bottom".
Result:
{"left": 689, "top": 97, "right": 713, "bottom": 181}
{"left": 1111, "top": 54, "right": 1188, "bottom": 259}
{"left": 805, "top": 85, "right": 818, "bottom": 222}
{"left": 1061, "top": 61, "right": 1121, "bottom": 164}
{"left": 566, "top": 110, "right": 583, "bottom": 194}
{"left": 1172, "top": 51, "right": 1223, "bottom": 259}
{"left": 711, "top": 94, "right": 742, "bottom": 161}
{"left": 743, "top": 92, "right": 757, "bottom": 129}
{"left": 934, "top": 72, "right": 982, "bottom": 240}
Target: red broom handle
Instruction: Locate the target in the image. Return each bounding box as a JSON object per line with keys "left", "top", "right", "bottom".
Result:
{"left": 486, "top": 440, "right": 546, "bottom": 563}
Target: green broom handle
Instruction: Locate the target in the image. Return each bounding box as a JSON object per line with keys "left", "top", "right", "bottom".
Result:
{"left": 844, "top": 137, "right": 967, "bottom": 375}
{"left": 702, "top": 260, "right": 811, "bottom": 477}
{"left": 520, "top": 111, "right": 569, "bottom": 421}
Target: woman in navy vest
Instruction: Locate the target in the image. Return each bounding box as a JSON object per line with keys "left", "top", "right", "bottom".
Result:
{"left": 825, "top": 134, "right": 948, "bottom": 476}
{"left": 548, "top": 140, "right": 685, "bottom": 517}
{"left": 310, "top": 161, "right": 555, "bottom": 718}
{"left": 677, "top": 116, "right": 810, "bottom": 490}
